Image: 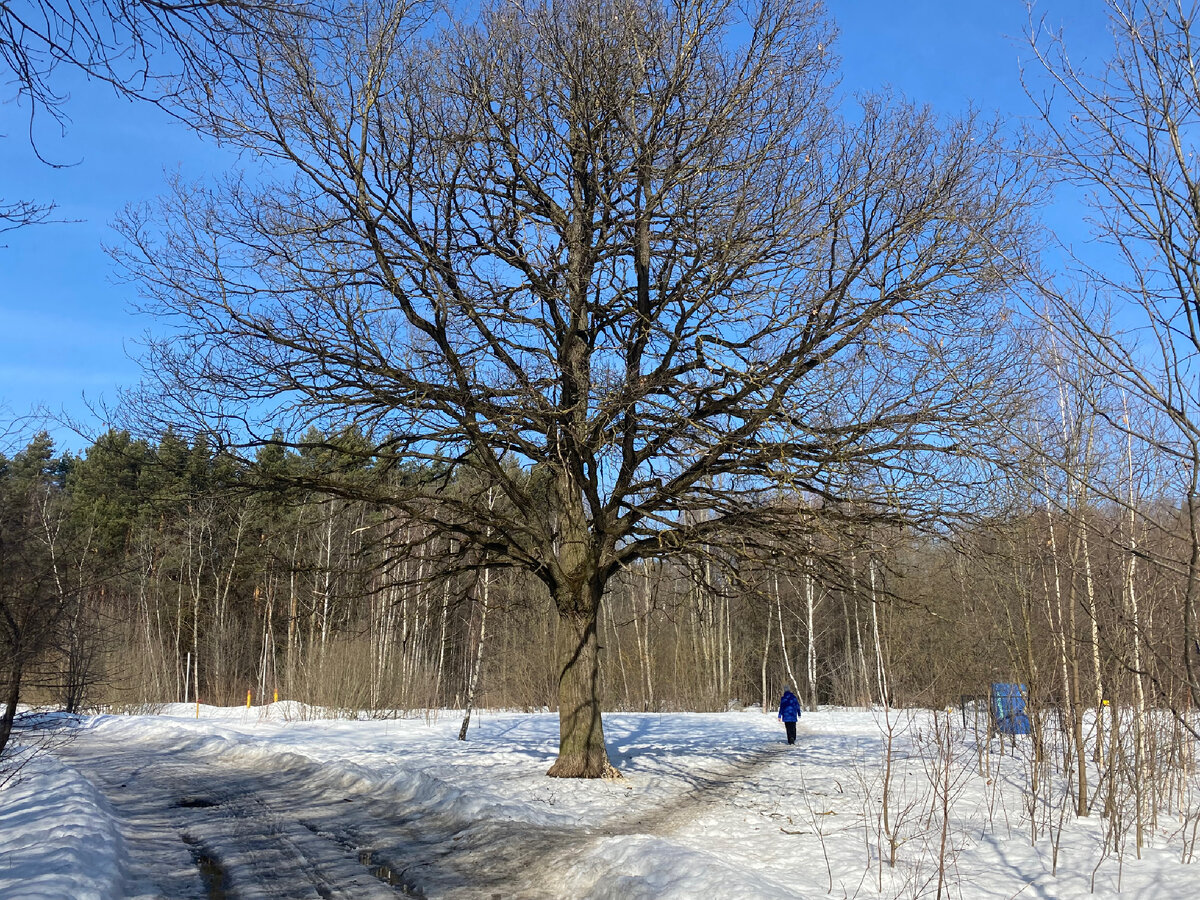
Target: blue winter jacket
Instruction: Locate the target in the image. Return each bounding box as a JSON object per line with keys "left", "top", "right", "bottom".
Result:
{"left": 779, "top": 691, "right": 801, "bottom": 722}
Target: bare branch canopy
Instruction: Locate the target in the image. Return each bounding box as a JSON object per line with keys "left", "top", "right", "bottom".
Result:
{"left": 117, "top": 0, "right": 1043, "bottom": 775}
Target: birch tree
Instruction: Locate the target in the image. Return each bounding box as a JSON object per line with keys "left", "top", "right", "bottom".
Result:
{"left": 1031, "top": 0, "right": 1200, "bottom": 715}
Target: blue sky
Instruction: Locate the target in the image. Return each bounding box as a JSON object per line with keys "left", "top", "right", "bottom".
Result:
{"left": 0, "top": 0, "right": 1110, "bottom": 452}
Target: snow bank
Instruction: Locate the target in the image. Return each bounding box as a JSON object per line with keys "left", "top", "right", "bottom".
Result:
{"left": 0, "top": 749, "right": 127, "bottom": 900}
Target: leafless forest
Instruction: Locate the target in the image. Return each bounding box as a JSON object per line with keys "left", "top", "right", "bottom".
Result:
{"left": 7, "top": 395, "right": 1200, "bottom": 753}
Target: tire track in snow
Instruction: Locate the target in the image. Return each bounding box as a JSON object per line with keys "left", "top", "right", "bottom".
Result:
{"left": 50, "top": 728, "right": 427, "bottom": 899}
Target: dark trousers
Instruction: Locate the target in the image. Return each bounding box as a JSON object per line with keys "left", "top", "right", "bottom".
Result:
{"left": 785, "top": 720, "right": 797, "bottom": 744}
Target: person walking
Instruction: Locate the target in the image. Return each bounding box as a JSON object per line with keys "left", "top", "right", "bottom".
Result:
{"left": 779, "top": 687, "right": 801, "bottom": 744}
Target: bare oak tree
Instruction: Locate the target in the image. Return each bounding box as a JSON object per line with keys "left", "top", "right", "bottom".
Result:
{"left": 118, "top": 0, "right": 1039, "bottom": 776}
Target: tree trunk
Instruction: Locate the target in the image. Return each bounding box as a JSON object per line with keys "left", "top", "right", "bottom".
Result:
{"left": 761, "top": 601, "right": 772, "bottom": 714}
{"left": 606, "top": 590, "right": 630, "bottom": 707}
{"left": 0, "top": 660, "right": 21, "bottom": 759}
{"left": 459, "top": 565, "right": 492, "bottom": 741}
{"left": 1081, "top": 522, "right": 1104, "bottom": 763}
{"left": 434, "top": 563, "right": 450, "bottom": 709}
{"left": 805, "top": 571, "right": 818, "bottom": 710}
{"left": 774, "top": 572, "right": 799, "bottom": 691}
{"left": 870, "top": 559, "right": 889, "bottom": 708}
{"left": 1041, "top": 481, "right": 1082, "bottom": 814}
{"left": 286, "top": 512, "right": 303, "bottom": 695}
{"left": 547, "top": 596, "right": 618, "bottom": 779}
{"left": 1125, "top": 460, "right": 1148, "bottom": 854}
{"left": 258, "top": 582, "right": 273, "bottom": 702}
{"left": 634, "top": 569, "right": 654, "bottom": 712}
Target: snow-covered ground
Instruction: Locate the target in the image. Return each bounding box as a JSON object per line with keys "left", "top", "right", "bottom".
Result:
{"left": 1, "top": 704, "right": 1196, "bottom": 898}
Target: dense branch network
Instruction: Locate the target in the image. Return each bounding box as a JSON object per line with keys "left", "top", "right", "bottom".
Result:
{"left": 116, "top": 0, "right": 1040, "bottom": 775}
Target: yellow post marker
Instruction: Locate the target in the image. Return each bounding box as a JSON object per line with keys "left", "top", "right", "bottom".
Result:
{"left": 195, "top": 699, "right": 200, "bottom": 719}
{"left": 273, "top": 690, "right": 278, "bottom": 704}
{"left": 246, "top": 690, "right": 252, "bottom": 708}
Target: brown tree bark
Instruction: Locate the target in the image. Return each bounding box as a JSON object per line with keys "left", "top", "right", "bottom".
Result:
{"left": 0, "top": 659, "right": 21, "bottom": 760}
{"left": 547, "top": 598, "right": 618, "bottom": 779}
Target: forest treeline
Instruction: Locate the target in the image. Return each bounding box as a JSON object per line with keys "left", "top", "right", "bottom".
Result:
{"left": 3, "top": 421, "right": 1191, "bottom": 744}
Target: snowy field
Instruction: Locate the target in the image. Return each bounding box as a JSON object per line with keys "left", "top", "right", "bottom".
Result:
{"left": 1, "top": 704, "right": 1197, "bottom": 898}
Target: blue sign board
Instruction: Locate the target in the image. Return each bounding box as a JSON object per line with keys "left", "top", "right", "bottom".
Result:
{"left": 990, "top": 682, "right": 1031, "bottom": 735}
